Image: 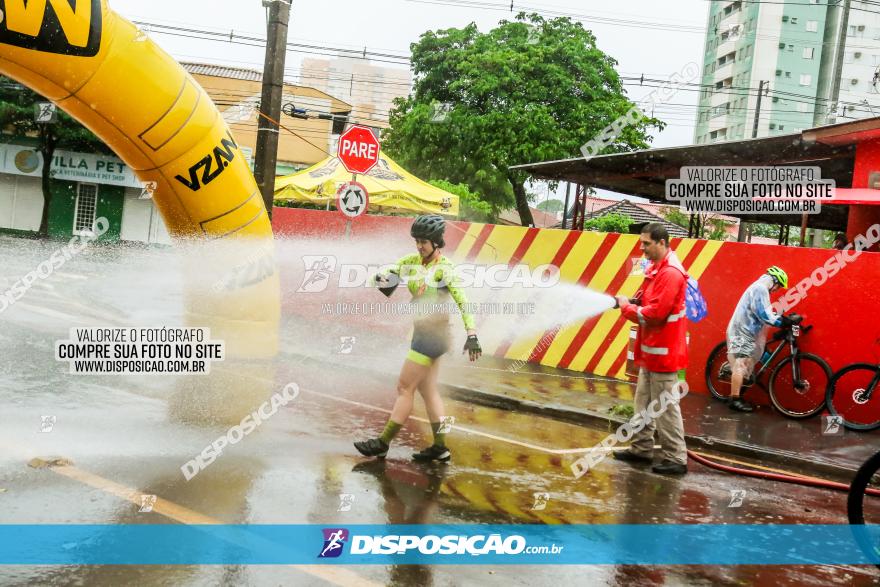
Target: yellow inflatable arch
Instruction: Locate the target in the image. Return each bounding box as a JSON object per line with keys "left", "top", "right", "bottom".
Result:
{"left": 0, "top": 0, "right": 279, "bottom": 414}
{"left": 0, "top": 0, "right": 271, "bottom": 238}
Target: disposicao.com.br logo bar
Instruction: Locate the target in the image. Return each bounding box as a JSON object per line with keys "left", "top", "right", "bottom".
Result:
{"left": 318, "top": 527, "right": 562, "bottom": 559}
{"left": 4, "top": 524, "right": 880, "bottom": 565}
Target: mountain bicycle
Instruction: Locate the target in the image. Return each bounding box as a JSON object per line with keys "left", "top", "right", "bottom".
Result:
{"left": 847, "top": 450, "right": 880, "bottom": 569}
{"left": 825, "top": 338, "right": 880, "bottom": 431}
{"left": 704, "top": 315, "right": 832, "bottom": 418}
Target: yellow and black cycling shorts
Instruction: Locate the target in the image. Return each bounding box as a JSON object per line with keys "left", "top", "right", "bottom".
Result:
{"left": 407, "top": 321, "right": 452, "bottom": 366}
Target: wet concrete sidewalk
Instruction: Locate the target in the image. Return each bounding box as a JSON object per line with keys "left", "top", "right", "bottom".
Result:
{"left": 433, "top": 356, "right": 880, "bottom": 482}
{"left": 288, "top": 339, "right": 880, "bottom": 481}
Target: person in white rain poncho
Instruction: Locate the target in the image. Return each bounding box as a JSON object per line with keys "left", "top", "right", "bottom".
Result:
{"left": 725, "top": 267, "right": 797, "bottom": 412}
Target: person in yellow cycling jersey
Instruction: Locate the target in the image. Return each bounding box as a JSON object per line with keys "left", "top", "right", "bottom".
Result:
{"left": 354, "top": 214, "right": 481, "bottom": 462}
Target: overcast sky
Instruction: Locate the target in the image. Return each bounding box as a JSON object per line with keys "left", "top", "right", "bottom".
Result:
{"left": 110, "top": 0, "right": 711, "bottom": 203}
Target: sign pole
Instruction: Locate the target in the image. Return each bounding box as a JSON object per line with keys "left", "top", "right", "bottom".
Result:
{"left": 344, "top": 173, "right": 357, "bottom": 239}
{"left": 336, "top": 124, "right": 377, "bottom": 239}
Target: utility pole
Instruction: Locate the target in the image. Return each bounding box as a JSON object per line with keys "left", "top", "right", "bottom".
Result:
{"left": 562, "top": 182, "right": 571, "bottom": 229}
{"left": 751, "top": 80, "right": 766, "bottom": 140}
{"left": 809, "top": 0, "right": 851, "bottom": 246}
{"left": 740, "top": 80, "right": 767, "bottom": 242}
{"left": 814, "top": 0, "right": 851, "bottom": 127}
{"left": 253, "top": 0, "right": 292, "bottom": 220}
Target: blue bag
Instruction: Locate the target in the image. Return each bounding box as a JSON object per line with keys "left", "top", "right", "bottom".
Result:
{"left": 685, "top": 276, "right": 708, "bottom": 322}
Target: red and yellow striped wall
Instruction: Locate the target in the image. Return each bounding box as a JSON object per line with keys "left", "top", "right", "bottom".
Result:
{"left": 274, "top": 208, "right": 880, "bottom": 394}
{"left": 445, "top": 222, "right": 724, "bottom": 381}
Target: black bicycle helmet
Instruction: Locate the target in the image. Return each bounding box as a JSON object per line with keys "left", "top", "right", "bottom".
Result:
{"left": 410, "top": 214, "right": 446, "bottom": 247}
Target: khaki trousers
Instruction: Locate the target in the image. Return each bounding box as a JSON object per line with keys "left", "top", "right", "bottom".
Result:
{"left": 629, "top": 368, "right": 687, "bottom": 465}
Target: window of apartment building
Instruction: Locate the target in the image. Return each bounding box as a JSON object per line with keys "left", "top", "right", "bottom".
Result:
{"left": 785, "top": 71, "right": 792, "bottom": 78}
{"left": 791, "top": 17, "right": 798, "bottom": 25}
{"left": 803, "top": 47, "right": 815, "bottom": 59}
{"left": 778, "top": 42, "right": 785, "bottom": 49}
{"left": 718, "top": 51, "right": 736, "bottom": 66}
{"left": 711, "top": 103, "right": 730, "bottom": 118}
{"left": 769, "top": 123, "right": 776, "bottom": 130}
{"left": 849, "top": 24, "right": 865, "bottom": 37}
{"left": 776, "top": 69, "right": 782, "bottom": 76}
{"left": 806, "top": 20, "right": 819, "bottom": 32}
{"left": 800, "top": 73, "right": 812, "bottom": 86}
{"left": 772, "top": 96, "right": 780, "bottom": 103}
{"left": 779, "top": 125, "right": 785, "bottom": 131}
{"left": 851, "top": 78, "right": 860, "bottom": 88}
{"left": 782, "top": 16, "right": 789, "bottom": 23}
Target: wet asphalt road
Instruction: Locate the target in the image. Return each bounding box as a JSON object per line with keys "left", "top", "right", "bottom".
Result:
{"left": 1, "top": 237, "right": 879, "bottom": 585}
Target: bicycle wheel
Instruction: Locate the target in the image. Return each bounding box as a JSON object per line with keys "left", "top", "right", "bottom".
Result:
{"left": 705, "top": 341, "right": 732, "bottom": 401}
{"left": 768, "top": 353, "right": 832, "bottom": 418}
{"left": 847, "top": 450, "right": 880, "bottom": 569}
{"left": 826, "top": 363, "right": 880, "bottom": 431}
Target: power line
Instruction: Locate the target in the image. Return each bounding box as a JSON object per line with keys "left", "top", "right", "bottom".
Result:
{"left": 135, "top": 21, "right": 412, "bottom": 65}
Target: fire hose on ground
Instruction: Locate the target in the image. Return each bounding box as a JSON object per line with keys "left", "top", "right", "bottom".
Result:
{"left": 686, "top": 449, "right": 880, "bottom": 497}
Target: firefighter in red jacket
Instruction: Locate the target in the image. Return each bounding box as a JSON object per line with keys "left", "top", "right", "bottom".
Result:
{"left": 613, "top": 223, "right": 689, "bottom": 475}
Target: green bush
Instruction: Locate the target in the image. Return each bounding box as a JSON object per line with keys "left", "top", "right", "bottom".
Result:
{"left": 428, "top": 179, "right": 495, "bottom": 223}
{"left": 583, "top": 212, "right": 634, "bottom": 234}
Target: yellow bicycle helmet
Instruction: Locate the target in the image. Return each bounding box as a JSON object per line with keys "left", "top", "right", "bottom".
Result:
{"left": 766, "top": 266, "right": 788, "bottom": 289}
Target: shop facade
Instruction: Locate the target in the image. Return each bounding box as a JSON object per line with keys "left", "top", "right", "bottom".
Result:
{"left": 0, "top": 140, "right": 171, "bottom": 245}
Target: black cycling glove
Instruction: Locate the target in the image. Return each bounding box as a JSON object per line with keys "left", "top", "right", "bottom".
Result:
{"left": 374, "top": 274, "right": 399, "bottom": 298}
{"left": 463, "top": 334, "right": 482, "bottom": 361}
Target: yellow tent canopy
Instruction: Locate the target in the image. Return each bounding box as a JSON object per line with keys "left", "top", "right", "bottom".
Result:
{"left": 273, "top": 154, "right": 460, "bottom": 217}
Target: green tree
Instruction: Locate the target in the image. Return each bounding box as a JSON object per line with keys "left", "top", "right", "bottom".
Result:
{"left": 383, "top": 13, "right": 664, "bottom": 227}
{"left": 662, "top": 205, "right": 732, "bottom": 240}
{"left": 0, "top": 78, "right": 109, "bottom": 236}
{"left": 583, "top": 212, "right": 633, "bottom": 233}
{"left": 663, "top": 206, "right": 689, "bottom": 230}
{"left": 427, "top": 179, "right": 494, "bottom": 222}
{"left": 536, "top": 198, "right": 564, "bottom": 213}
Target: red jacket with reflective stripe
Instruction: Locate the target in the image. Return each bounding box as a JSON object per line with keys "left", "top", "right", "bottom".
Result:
{"left": 620, "top": 250, "right": 688, "bottom": 373}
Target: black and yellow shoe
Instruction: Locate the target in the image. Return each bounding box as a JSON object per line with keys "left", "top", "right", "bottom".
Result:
{"left": 354, "top": 438, "right": 389, "bottom": 458}
{"left": 412, "top": 444, "right": 451, "bottom": 463}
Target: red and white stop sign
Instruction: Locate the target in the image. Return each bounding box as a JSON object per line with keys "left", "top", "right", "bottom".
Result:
{"left": 337, "top": 125, "right": 380, "bottom": 175}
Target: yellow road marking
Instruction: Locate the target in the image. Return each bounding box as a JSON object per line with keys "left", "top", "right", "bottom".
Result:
{"left": 37, "top": 462, "right": 380, "bottom": 586}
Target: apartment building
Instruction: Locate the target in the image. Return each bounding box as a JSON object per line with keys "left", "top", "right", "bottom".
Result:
{"left": 694, "top": 0, "right": 880, "bottom": 144}
{"left": 299, "top": 57, "right": 411, "bottom": 132}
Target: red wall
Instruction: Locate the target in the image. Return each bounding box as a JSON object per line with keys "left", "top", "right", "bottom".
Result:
{"left": 273, "top": 208, "right": 880, "bottom": 394}
{"left": 688, "top": 239, "right": 880, "bottom": 393}
{"left": 848, "top": 138, "right": 880, "bottom": 251}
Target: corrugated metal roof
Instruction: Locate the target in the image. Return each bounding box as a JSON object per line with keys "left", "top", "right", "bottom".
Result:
{"left": 182, "top": 62, "right": 263, "bottom": 82}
